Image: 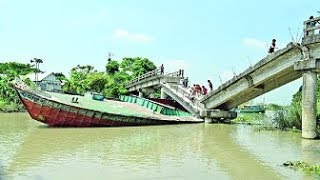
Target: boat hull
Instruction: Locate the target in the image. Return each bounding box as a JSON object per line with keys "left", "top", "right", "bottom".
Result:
{"left": 15, "top": 88, "right": 185, "bottom": 127}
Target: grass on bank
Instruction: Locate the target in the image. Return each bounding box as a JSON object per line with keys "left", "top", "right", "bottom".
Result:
{"left": 284, "top": 161, "right": 320, "bottom": 177}
{"left": 0, "top": 100, "right": 24, "bottom": 113}
{"left": 232, "top": 113, "right": 267, "bottom": 125}
{"left": 232, "top": 104, "right": 305, "bottom": 132}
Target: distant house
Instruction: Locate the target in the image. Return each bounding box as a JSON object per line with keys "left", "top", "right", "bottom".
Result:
{"left": 26, "top": 72, "right": 62, "bottom": 92}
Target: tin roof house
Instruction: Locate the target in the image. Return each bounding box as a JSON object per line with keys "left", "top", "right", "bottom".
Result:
{"left": 26, "top": 72, "right": 62, "bottom": 92}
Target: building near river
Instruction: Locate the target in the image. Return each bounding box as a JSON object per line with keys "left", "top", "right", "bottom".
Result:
{"left": 26, "top": 72, "right": 62, "bottom": 92}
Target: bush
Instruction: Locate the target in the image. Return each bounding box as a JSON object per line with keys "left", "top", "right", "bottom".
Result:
{"left": 271, "top": 105, "right": 302, "bottom": 130}
{"left": 233, "top": 113, "right": 267, "bottom": 124}
{"left": 272, "top": 107, "right": 289, "bottom": 130}
{"left": 0, "top": 102, "right": 24, "bottom": 113}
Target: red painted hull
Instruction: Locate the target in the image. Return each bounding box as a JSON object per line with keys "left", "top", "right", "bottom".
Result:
{"left": 14, "top": 86, "right": 174, "bottom": 127}
{"left": 22, "top": 98, "right": 136, "bottom": 127}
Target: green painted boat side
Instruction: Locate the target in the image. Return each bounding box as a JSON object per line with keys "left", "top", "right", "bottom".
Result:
{"left": 239, "top": 105, "right": 265, "bottom": 113}
{"left": 119, "top": 95, "right": 192, "bottom": 117}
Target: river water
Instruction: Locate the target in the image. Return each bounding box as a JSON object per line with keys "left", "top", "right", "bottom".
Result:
{"left": 1, "top": 113, "right": 320, "bottom": 180}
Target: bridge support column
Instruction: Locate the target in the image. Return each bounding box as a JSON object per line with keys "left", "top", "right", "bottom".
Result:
{"left": 295, "top": 58, "right": 319, "bottom": 139}
{"left": 160, "top": 88, "right": 168, "bottom": 99}
{"left": 143, "top": 88, "right": 156, "bottom": 98}
{"left": 301, "top": 70, "right": 318, "bottom": 139}
{"left": 138, "top": 90, "right": 143, "bottom": 98}
{"left": 149, "top": 93, "right": 155, "bottom": 98}
{"left": 204, "top": 117, "right": 212, "bottom": 123}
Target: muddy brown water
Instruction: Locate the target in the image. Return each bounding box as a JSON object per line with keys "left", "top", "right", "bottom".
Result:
{"left": 1, "top": 113, "right": 320, "bottom": 180}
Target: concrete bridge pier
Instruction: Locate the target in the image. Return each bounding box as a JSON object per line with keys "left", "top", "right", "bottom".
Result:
{"left": 301, "top": 70, "right": 318, "bottom": 139}
{"left": 138, "top": 89, "right": 143, "bottom": 98}
{"left": 204, "top": 117, "right": 212, "bottom": 123}
{"left": 295, "top": 58, "right": 319, "bottom": 139}
{"left": 160, "top": 88, "right": 169, "bottom": 99}
{"left": 143, "top": 88, "right": 156, "bottom": 98}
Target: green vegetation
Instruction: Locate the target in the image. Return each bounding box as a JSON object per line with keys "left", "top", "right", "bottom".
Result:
{"left": 62, "top": 57, "right": 156, "bottom": 97}
{"left": 234, "top": 76, "right": 320, "bottom": 132}
{"left": 0, "top": 57, "right": 157, "bottom": 112}
{"left": 232, "top": 113, "right": 267, "bottom": 125}
{"left": 284, "top": 161, "right": 320, "bottom": 177}
{"left": 0, "top": 62, "right": 36, "bottom": 112}
{"left": 269, "top": 76, "right": 320, "bottom": 131}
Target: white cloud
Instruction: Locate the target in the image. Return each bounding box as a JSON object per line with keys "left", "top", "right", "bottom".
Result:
{"left": 114, "top": 29, "right": 155, "bottom": 43}
{"left": 242, "top": 38, "right": 268, "bottom": 49}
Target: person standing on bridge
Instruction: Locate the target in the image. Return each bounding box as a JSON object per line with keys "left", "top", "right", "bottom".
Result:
{"left": 179, "top": 69, "right": 184, "bottom": 77}
{"left": 268, "top": 39, "right": 277, "bottom": 54}
{"left": 160, "top": 64, "right": 164, "bottom": 75}
{"left": 208, "top": 80, "right": 213, "bottom": 91}
{"left": 183, "top": 77, "right": 189, "bottom": 88}
{"left": 202, "top": 86, "right": 208, "bottom": 95}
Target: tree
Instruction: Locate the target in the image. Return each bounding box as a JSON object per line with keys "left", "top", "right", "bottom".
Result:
{"left": 85, "top": 72, "right": 110, "bottom": 93}
{"left": 106, "top": 60, "right": 119, "bottom": 75}
{"left": 104, "top": 72, "right": 130, "bottom": 97}
{"left": 0, "top": 62, "right": 36, "bottom": 76}
{"left": 71, "top": 65, "right": 95, "bottom": 74}
{"left": 131, "top": 57, "right": 157, "bottom": 77}
{"left": 62, "top": 65, "right": 95, "bottom": 95}
{"left": 120, "top": 57, "right": 136, "bottom": 73}
{"left": 120, "top": 57, "right": 156, "bottom": 77}
{"left": 0, "top": 76, "right": 20, "bottom": 104}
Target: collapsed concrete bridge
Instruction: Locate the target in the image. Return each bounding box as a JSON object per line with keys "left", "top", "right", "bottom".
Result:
{"left": 126, "top": 17, "right": 320, "bottom": 139}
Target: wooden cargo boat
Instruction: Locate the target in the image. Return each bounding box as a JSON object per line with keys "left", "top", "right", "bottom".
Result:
{"left": 13, "top": 80, "right": 202, "bottom": 127}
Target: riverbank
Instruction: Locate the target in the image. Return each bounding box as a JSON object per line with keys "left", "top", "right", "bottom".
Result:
{"left": 0, "top": 102, "right": 25, "bottom": 113}
{"left": 284, "top": 161, "right": 320, "bottom": 177}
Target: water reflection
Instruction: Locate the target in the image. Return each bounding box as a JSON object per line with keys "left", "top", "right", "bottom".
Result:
{"left": 1, "top": 113, "right": 320, "bottom": 179}
{"left": 199, "top": 124, "right": 282, "bottom": 179}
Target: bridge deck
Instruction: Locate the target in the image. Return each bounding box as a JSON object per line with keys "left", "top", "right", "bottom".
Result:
{"left": 124, "top": 17, "right": 320, "bottom": 118}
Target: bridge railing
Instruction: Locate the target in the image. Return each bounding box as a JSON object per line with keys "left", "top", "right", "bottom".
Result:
{"left": 126, "top": 68, "right": 161, "bottom": 86}
{"left": 126, "top": 69, "right": 184, "bottom": 87}
{"left": 304, "top": 16, "right": 320, "bottom": 37}
{"left": 165, "top": 70, "right": 183, "bottom": 77}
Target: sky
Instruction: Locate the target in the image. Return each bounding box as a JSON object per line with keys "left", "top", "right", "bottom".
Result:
{"left": 0, "top": 0, "right": 318, "bottom": 105}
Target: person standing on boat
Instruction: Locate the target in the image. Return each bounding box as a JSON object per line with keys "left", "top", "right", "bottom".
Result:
{"left": 160, "top": 64, "right": 164, "bottom": 75}
{"left": 268, "top": 39, "right": 276, "bottom": 54}
{"left": 207, "top": 80, "right": 213, "bottom": 91}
